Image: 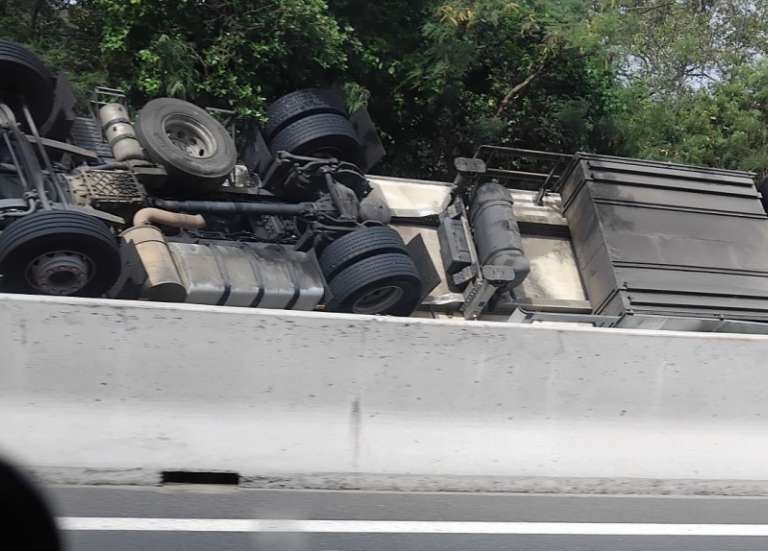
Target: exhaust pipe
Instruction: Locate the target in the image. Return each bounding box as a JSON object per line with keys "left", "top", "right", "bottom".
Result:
{"left": 133, "top": 207, "right": 205, "bottom": 229}
{"left": 121, "top": 208, "right": 206, "bottom": 302}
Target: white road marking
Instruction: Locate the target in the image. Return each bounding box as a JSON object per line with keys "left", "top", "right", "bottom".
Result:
{"left": 57, "top": 518, "right": 768, "bottom": 536}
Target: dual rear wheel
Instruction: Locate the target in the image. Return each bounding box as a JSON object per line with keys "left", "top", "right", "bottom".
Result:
{"left": 320, "top": 226, "right": 422, "bottom": 316}
{"left": 265, "top": 88, "right": 365, "bottom": 168}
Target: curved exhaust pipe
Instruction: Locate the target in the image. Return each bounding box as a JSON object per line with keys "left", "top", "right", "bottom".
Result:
{"left": 122, "top": 208, "right": 206, "bottom": 303}
{"left": 133, "top": 207, "right": 206, "bottom": 229}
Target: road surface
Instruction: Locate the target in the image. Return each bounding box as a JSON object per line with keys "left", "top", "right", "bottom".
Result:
{"left": 49, "top": 485, "right": 768, "bottom": 550}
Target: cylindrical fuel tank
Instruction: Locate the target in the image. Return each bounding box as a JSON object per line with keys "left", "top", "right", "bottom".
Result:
{"left": 470, "top": 181, "right": 530, "bottom": 287}
{"left": 99, "top": 103, "right": 145, "bottom": 162}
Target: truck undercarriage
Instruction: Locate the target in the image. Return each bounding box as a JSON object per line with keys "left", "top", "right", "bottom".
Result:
{"left": 3, "top": 39, "right": 768, "bottom": 332}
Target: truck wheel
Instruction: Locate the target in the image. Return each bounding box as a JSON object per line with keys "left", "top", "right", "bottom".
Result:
{"left": 269, "top": 112, "right": 364, "bottom": 167}
{"left": 320, "top": 226, "right": 407, "bottom": 280}
{"left": 135, "top": 98, "right": 237, "bottom": 192}
{"left": 40, "top": 74, "right": 76, "bottom": 141}
{"left": 326, "top": 253, "right": 422, "bottom": 316}
{"left": 0, "top": 210, "right": 121, "bottom": 297}
{"left": 0, "top": 40, "right": 55, "bottom": 131}
{"left": 264, "top": 88, "right": 347, "bottom": 140}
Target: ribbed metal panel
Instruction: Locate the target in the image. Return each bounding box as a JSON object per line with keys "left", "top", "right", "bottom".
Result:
{"left": 560, "top": 153, "right": 768, "bottom": 324}
{"left": 69, "top": 116, "right": 113, "bottom": 161}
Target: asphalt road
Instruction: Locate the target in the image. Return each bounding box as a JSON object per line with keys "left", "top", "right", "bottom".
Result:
{"left": 48, "top": 485, "right": 768, "bottom": 551}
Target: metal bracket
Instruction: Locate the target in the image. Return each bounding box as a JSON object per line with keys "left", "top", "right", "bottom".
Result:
{"left": 24, "top": 134, "right": 99, "bottom": 160}
{"left": 451, "top": 264, "right": 477, "bottom": 287}
{"left": 456, "top": 200, "right": 495, "bottom": 320}
{"left": 453, "top": 157, "right": 486, "bottom": 192}
{"left": 89, "top": 87, "right": 128, "bottom": 121}
{"left": 482, "top": 265, "right": 517, "bottom": 284}
{"left": 206, "top": 107, "right": 237, "bottom": 142}
{"left": 508, "top": 308, "right": 620, "bottom": 327}
{"left": 91, "top": 87, "right": 128, "bottom": 105}
{"left": 535, "top": 161, "right": 561, "bottom": 206}
{"left": 462, "top": 277, "right": 498, "bottom": 320}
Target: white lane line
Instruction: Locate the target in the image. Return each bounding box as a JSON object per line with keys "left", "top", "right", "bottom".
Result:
{"left": 57, "top": 518, "right": 768, "bottom": 536}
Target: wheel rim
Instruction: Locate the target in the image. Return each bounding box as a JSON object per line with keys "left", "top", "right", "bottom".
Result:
{"left": 164, "top": 114, "right": 218, "bottom": 159}
{"left": 352, "top": 285, "right": 405, "bottom": 314}
{"left": 25, "top": 250, "right": 94, "bottom": 295}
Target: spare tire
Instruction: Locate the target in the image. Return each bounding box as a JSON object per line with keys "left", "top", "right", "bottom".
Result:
{"left": 264, "top": 88, "right": 347, "bottom": 141}
{"left": 269, "top": 112, "right": 364, "bottom": 167}
{"left": 135, "top": 98, "right": 237, "bottom": 192}
{"left": 0, "top": 40, "right": 55, "bottom": 131}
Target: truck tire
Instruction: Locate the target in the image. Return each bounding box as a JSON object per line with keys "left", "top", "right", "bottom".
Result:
{"left": 269, "top": 112, "right": 364, "bottom": 167}
{"left": 320, "top": 226, "right": 408, "bottom": 280}
{"left": 264, "top": 88, "right": 347, "bottom": 140}
{"left": 135, "top": 98, "right": 237, "bottom": 192}
{"left": 40, "top": 73, "right": 76, "bottom": 141}
{"left": 0, "top": 40, "right": 55, "bottom": 131}
{"left": 0, "top": 210, "right": 121, "bottom": 297}
{"left": 326, "top": 252, "right": 422, "bottom": 316}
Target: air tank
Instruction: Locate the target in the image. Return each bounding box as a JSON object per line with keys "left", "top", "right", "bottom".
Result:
{"left": 469, "top": 181, "right": 530, "bottom": 287}
{"left": 99, "top": 102, "right": 145, "bottom": 162}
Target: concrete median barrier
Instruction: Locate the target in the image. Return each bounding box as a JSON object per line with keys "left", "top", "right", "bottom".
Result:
{"left": 2, "top": 294, "right": 768, "bottom": 494}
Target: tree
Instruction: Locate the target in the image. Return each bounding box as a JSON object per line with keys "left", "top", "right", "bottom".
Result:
{"left": 0, "top": 0, "right": 623, "bottom": 178}
{"left": 375, "top": 0, "right": 618, "bottom": 177}
{"left": 76, "top": 0, "right": 352, "bottom": 119}
{"left": 572, "top": 0, "right": 768, "bottom": 172}
{"left": 615, "top": 62, "right": 768, "bottom": 172}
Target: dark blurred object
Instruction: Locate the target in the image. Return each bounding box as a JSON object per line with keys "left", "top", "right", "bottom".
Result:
{"left": 0, "top": 456, "right": 61, "bottom": 551}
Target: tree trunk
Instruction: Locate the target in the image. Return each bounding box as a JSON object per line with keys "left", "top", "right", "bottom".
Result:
{"left": 495, "top": 66, "right": 544, "bottom": 118}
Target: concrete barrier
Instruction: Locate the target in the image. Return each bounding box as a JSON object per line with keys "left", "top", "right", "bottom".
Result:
{"left": 2, "top": 294, "right": 768, "bottom": 494}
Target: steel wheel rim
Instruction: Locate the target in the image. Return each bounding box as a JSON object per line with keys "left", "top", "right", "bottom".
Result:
{"left": 25, "top": 249, "right": 94, "bottom": 295}
{"left": 165, "top": 114, "right": 218, "bottom": 159}
{"left": 352, "top": 285, "right": 404, "bottom": 314}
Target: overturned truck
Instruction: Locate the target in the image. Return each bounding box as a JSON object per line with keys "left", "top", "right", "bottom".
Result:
{"left": 2, "top": 40, "right": 768, "bottom": 332}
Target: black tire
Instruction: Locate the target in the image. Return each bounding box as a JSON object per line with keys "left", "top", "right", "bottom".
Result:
{"left": 0, "top": 40, "right": 55, "bottom": 131}
{"left": 326, "top": 253, "right": 422, "bottom": 316}
{"left": 40, "top": 73, "right": 76, "bottom": 141}
{"left": 269, "top": 112, "right": 364, "bottom": 167}
{"left": 320, "top": 226, "right": 408, "bottom": 280}
{"left": 135, "top": 98, "right": 237, "bottom": 192}
{"left": 264, "top": 88, "right": 347, "bottom": 141}
{"left": 0, "top": 210, "right": 121, "bottom": 297}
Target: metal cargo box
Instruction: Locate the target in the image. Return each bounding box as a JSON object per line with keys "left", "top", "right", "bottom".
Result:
{"left": 560, "top": 154, "right": 768, "bottom": 330}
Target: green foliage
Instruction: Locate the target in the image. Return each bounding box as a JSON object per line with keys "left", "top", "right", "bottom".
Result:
{"left": 82, "top": 0, "right": 352, "bottom": 118}
{"left": 578, "top": 0, "right": 768, "bottom": 173}
{"left": 4, "top": 0, "right": 768, "bottom": 178}
{"left": 372, "top": 0, "right": 618, "bottom": 176}
{"left": 136, "top": 34, "right": 201, "bottom": 98}
{"left": 616, "top": 62, "right": 768, "bottom": 172}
